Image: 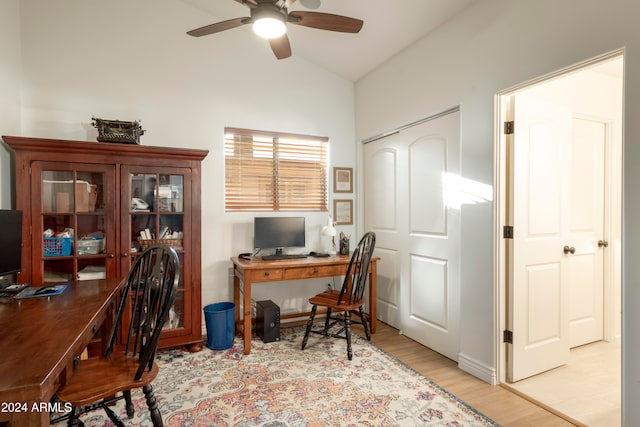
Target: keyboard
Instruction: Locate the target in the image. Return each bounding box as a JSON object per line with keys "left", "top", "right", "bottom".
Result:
{"left": 261, "top": 254, "right": 308, "bottom": 261}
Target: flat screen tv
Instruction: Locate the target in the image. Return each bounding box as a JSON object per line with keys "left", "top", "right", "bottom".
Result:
{"left": 0, "top": 210, "right": 22, "bottom": 277}
{"left": 254, "top": 216, "right": 305, "bottom": 254}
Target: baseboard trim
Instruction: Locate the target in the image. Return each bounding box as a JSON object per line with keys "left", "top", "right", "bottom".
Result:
{"left": 457, "top": 352, "right": 497, "bottom": 385}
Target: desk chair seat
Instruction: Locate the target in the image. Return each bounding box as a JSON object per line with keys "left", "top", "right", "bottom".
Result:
{"left": 53, "top": 244, "right": 180, "bottom": 427}
{"left": 301, "top": 232, "right": 376, "bottom": 360}
{"left": 55, "top": 354, "right": 159, "bottom": 406}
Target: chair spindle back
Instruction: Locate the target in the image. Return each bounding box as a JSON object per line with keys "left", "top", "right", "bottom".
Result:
{"left": 105, "top": 244, "right": 180, "bottom": 380}
{"left": 337, "top": 232, "right": 376, "bottom": 306}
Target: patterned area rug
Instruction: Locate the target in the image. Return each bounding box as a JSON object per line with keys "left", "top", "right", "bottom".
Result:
{"left": 54, "top": 327, "right": 500, "bottom": 426}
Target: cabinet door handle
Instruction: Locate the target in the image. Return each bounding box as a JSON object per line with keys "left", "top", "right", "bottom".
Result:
{"left": 108, "top": 253, "right": 115, "bottom": 259}
{"left": 598, "top": 240, "right": 609, "bottom": 248}
{"left": 563, "top": 245, "right": 576, "bottom": 254}
{"left": 122, "top": 252, "right": 129, "bottom": 258}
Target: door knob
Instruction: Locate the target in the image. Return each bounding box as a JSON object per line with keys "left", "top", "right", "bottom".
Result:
{"left": 563, "top": 245, "right": 576, "bottom": 254}
{"left": 598, "top": 240, "right": 609, "bottom": 248}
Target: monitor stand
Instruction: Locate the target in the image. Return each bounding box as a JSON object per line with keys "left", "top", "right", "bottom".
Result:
{"left": 275, "top": 248, "right": 283, "bottom": 255}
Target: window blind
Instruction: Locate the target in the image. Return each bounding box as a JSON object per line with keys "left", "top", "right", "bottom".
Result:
{"left": 224, "top": 128, "right": 329, "bottom": 212}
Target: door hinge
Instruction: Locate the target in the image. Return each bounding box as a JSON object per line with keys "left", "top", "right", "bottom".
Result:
{"left": 504, "top": 121, "right": 514, "bottom": 135}
{"left": 503, "top": 329, "right": 513, "bottom": 344}
{"left": 503, "top": 225, "right": 513, "bottom": 239}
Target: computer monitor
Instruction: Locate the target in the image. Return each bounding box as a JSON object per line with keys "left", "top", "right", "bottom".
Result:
{"left": 254, "top": 216, "right": 305, "bottom": 254}
{"left": 0, "top": 210, "right": 22, "bottom": 277}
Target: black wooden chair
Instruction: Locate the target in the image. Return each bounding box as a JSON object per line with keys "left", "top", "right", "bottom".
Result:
{"left": 301, "top": 232, "right": 376, "bottom": 360}
{"left": 53, "top": 244, "right": 180, "bottom": 427}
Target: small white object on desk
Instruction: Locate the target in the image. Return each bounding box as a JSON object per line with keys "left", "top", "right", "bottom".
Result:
{"left": 321, "top": 215, "right": 337, "bottom": 254}
{"left": 77, "top": 265, "right": 106, "bottom": 281}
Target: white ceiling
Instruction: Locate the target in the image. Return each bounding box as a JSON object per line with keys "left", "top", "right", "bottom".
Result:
{"left": 181, "top": 0, "right": 478, "bottom": 81}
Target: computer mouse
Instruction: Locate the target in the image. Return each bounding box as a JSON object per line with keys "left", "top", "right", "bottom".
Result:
{"left": 34, "top": 286, "right": 59, "bottom": 296}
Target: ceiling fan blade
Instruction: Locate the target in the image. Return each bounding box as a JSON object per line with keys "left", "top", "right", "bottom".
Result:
{"left": 288, "top": 11, "right": 363, "bottom": 33}
{"left": 187, "top": 17, "right": 249, "bottom": 37}
{"left": 269, "top": 34, "right": 292, "bottom": 59}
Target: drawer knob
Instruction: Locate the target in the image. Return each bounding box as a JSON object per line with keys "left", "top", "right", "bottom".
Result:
{"left": 313, "top": 268, "right": 319, "bottom": 274}
{"left": 264, "top": 272, "right": 270, "bottom": 277}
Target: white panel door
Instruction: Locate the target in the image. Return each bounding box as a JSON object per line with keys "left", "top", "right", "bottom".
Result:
{"left": 509, "top": 94, "right": 607, "bottom": 381}
{"left": 364, "top": 110, "right": 461, "bottom": 360}
{"left": 363, "top": 147, "right": 401, "bottom": 327}
{"left": 509, "top": 94, "right": 571, "bottom": 381}
{"left": 568, "top": 117, "right": 605, "bottom": 347}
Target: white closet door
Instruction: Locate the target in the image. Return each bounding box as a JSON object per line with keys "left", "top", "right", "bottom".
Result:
{"left": 363, "top": 110, "right": 461, "bottom": 360}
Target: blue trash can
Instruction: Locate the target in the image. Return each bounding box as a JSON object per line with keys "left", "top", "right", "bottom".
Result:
{"left": 203, "top": 302, "right": 236, "bottom": 350}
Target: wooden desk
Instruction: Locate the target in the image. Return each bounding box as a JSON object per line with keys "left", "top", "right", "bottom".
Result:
{"left": 231, "top": 255, "right": 379, "bottom": 355}
{"left": 0, "top": 279, "right": 122, "bottom": 426}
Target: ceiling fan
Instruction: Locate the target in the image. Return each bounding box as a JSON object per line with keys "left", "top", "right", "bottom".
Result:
{"left": 186, "top": 0, "right": 363, "bottom": 60}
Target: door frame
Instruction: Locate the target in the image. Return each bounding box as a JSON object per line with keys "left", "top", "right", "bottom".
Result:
{"left": 495, "top": 49, "right": 624, "bottom": 384}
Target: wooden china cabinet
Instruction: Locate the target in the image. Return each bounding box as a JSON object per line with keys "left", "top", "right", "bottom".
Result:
{"left": 2, "top": 135, "right": 208, "bottom": 352}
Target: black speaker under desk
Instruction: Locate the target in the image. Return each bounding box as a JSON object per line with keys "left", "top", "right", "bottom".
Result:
{"left": 255, "top": 300, "right": 280, "bottom": 343}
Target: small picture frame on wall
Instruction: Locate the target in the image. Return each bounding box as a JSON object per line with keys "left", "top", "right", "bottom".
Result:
{"left": 334, "top": 199, "right": 353, "bottom": 225}
{"left": 333, "top": 167, "right": 353, "bottom": 193}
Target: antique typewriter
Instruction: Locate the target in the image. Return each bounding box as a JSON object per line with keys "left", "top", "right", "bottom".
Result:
{"left": 92, "top": 117, "right": 145, "bottom": 144}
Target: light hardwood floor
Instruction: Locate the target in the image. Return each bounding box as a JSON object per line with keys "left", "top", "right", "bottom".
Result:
{"left": 506, "top": 339, "right": 620, "bottom": 427}
{"left": 361, "top": 321, "right": 579, "bottom": 426}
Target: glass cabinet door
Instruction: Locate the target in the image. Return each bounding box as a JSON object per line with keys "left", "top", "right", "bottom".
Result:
{"left": 32, "top": 162, "right": 116, "bottom": 285}
{"left": 121, "top": 166, "right": 191, "bottom": 335}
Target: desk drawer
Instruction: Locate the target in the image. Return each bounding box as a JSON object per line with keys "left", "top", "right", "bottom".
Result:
{"left": 285, "top": 264, "right": 346, "bottom": 280}
{"left": 249, "top": 268, "right": 284, "bottom": 282}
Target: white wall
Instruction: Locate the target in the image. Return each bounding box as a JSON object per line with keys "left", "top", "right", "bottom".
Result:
{"left": 0, "top": 0, "right": 23, "bottom": 208}
{"left": 3, "top": 0, "right": 357, "bottom": 313}
{"left": 355, "top": 0, "right": 640, "bottom": 424}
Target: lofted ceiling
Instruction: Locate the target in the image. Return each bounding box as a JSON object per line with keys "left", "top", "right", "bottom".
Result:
{"left": 180, "top": 0, "right": 478, "bottom": 82}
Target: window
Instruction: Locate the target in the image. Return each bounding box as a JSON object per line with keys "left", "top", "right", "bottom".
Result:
{"left": 224, "top": 127, "right": 329, "bottom": 212}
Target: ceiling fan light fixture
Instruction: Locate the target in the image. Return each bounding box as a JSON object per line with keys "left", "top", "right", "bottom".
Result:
{"left": 252, "top": 5, "right": 287, "bottom": 39}
{"left": 253, "top": 17, "right": 286, "bottom": 39}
